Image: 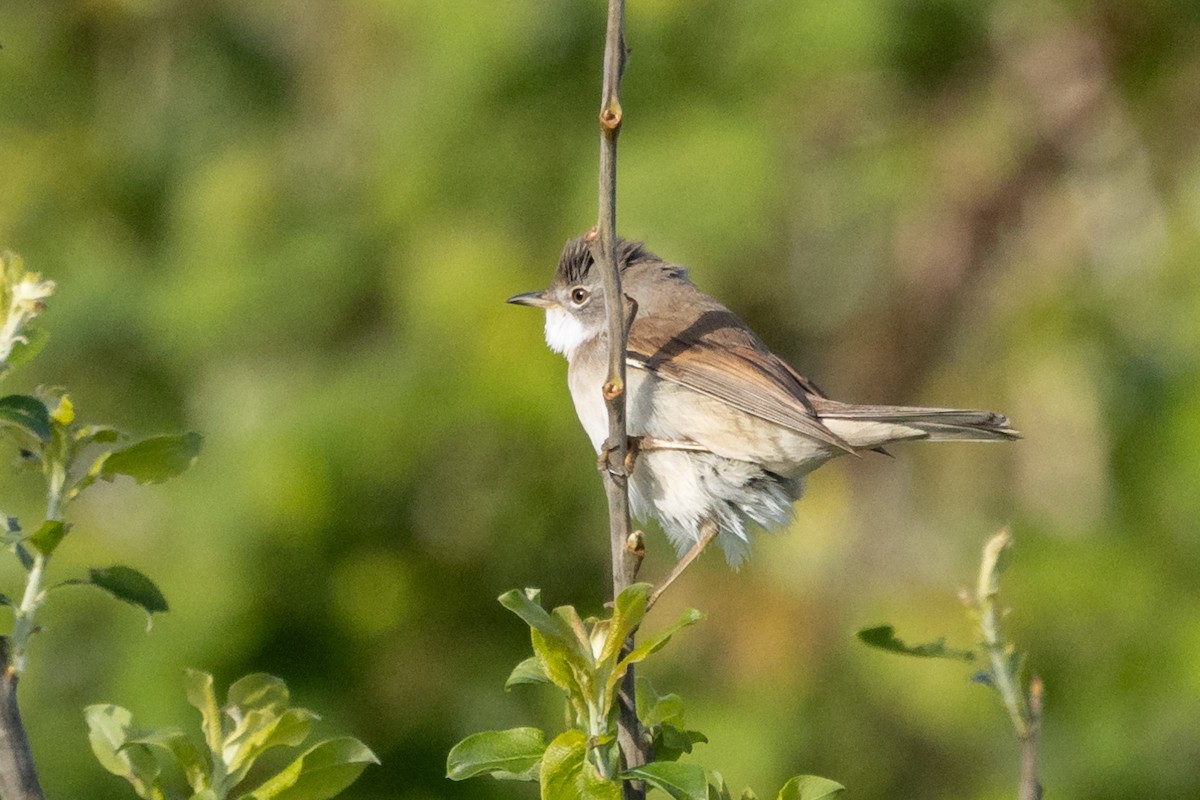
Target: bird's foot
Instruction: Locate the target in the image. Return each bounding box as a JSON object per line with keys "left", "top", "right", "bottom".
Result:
{"left": 598, "top": 436, "right": 621, "bottom": 476}
{"left": 597, "top": 435, "right": 644, "bottom": 477}
{"left": 599, "top": 436, "right": 711, "bottom": 477}
{"left": 647, "top": 518, "right": 720, "bottom": 610}
{"left": 623, "top": 436, "right": 642, "bottom": 476}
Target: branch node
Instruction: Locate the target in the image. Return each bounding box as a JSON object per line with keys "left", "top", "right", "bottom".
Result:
{"left": 624, "top": 531, "right": 645, "bottom": 580}
{"left": 600, "top": 104, "right": 623, "bottom": 130}
{"left": 603, "top": 380, "right": 623, "bottom": 402}
{"left": 1027, "top": 674, "right": 1044, "bottom": 730}
{"left": 584, "top": 226, "right": 600, "bottom": 242}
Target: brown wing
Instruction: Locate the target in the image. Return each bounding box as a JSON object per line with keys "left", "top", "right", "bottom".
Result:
{"left": 625, "top": 304, "right": 854, "bottom": 453}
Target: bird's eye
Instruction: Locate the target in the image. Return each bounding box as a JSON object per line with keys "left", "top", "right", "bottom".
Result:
{"left": 570, "top": 287, "right": 589, "bottom": 306}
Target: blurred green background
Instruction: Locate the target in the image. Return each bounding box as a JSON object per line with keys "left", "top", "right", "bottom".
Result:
{"left": 2, "top": 0, "right": 1199, "bottom": 798}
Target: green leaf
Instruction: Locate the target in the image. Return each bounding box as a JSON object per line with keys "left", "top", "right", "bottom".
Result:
{"left": 237, "top": 737, "right": 378, "bottom": 800}
{"left": 655, "top": 725, "right": 708, "bottom": 761}
{"left": 2, "top": 516, "right": 20, "bottom": 545}
{"left": 227, "top": 673, "right": 290, "bottom": 717}
{"left": 598, "top": 583, "right": 651, "bottom": 666}
{"left": 609, "top": 608, "right": 702, "bottom": 699}
{"left": 85, "top": 704, "right": 165, "bottom": 800}
{"left": 539, "top": 730, "right": 619, "bottom": 800}
{"left": 66, "top": 453, "right": 109, "bottom": 502}
{"left": 0, "top": 394, "right": 50, "bottom": 442}
{"left": 446, "top": 727, "right": 546, "bottom": 781}
{"left": 500, "top": 589, "right": 595, "bottom": 713}
{"left": 14, "top": 543, "right": 32, "bottom": 571}
{"left": 101, "top": 432, "right": 203, "bottom": 484}
{"left": 619, "top": 608, "right": 702, "bottom": 667}
{"left": 86, "top": 566, "right": 169, "bottom": 616}
{"left": 226, "top": 707, "right": 320, "bottom": 784}
{"left": 856, "top": 625, "right": 974, "bottom": 661}
{"left": 185, "top": 669, "right": 225, "bottom": 754}
{"left": 261, "top": 708, "right": 317, "bottom": 752}
{"left": 5, "top": 326, "right": 48, "bottom": 372}
{"left": 708, "top": 772, "right": 734, "bottom": 800}
{"left": 776, "top": 775, "right": 845, "bottom": 800}
{"left": 635, "top": 678, "right": 705, "bottom": 761}
{"left": 498, "top": 589, "right": 592, "bottom": 664}
{"left": 27, "top": 520, "right": 66, "bottom": 556}
{"left": 75, "top": 423, "right": 122, "bottom": 445}
{"left": 127, "top": 728, "right": 210, "bottom": 792}
{"left": 505, "top": 656, "right": 550, "bottom": 689}
{"left": 636, "top": 677, "right": 685, "bottom": 728}
{"left": 531, "top": 628, "right": 591, "bottom": 717}
{"left": 623, "top": 762, "right": 708, "bottom": 800}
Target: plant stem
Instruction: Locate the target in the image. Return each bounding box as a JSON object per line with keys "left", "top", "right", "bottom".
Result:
{"left": 10, "top": 474, "right": 65, "bottom": 676}
{"left": 586, "top": 1, "right": 647, "bottom": 795}
{"left": 10, "top": 554, "right": 48, "bottom": 677}
{"left": 0, "top": 440, "right": 67, "bottom": 800}
{"left": 974, "top": 528, "right": 1042, "bottom": 800}
{"left": 976, "top": 534, "right": 1027, "bottom": 737}
{"left": 1019, "top": 675, "right": 1044, "bottom": 800}
{"left": 0, "top": 642, "right": 44, "bottom": 800}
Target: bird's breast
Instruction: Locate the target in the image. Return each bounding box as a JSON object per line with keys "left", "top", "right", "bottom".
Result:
{"left": 566, "top": 346, "right": 612, "bottom": 451}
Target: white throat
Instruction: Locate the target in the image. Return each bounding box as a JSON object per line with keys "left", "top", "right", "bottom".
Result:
{"left": 544, "top": 307, "right": 590, "bottom": 359}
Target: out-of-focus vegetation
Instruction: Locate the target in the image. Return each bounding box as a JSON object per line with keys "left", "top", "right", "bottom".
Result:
{"left": 87, "top": 670, "right": 377, "bottom": 800}
{"left": 0, "top": 1, "right": 1197, "bottom": 799}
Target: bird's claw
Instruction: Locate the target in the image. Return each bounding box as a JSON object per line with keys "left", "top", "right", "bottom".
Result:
{"left": 598, "top": 435, "right": 643, "bottom": 477}
{"left": 623, "top": 436, "right": 642, "bottom": 476}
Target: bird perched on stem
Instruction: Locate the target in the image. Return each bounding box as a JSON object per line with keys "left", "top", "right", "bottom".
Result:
{"left": 509, "top": 236, "right": 1017, "bottom": 577}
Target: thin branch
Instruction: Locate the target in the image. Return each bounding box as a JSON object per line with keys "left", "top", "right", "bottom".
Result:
{"left": 1020, "top": 675, "right": 1044, "bottom": 800}
{"left": 584, "top": 1, "right": 648, "bottom": 795}
{"left": 976, "top": 530, "right": 1028, "bottom": 737}
{"left": 972, "top": 528, "right": 1042, "bottom": 800}
{"left": 0, "top": 643, "right": 43, "bottom": 800}
{"left": 0, "top": 255, "right": 50, "bottom": 800}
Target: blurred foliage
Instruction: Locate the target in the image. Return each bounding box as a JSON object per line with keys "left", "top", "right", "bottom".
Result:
{"left": 86, "top": 670, "right": 377, "bottom": 800}
{"left": 447, "top": 584, "right": 713, "bottom": 798}
{"left": 0, "top": 1, "right": 1197, "bottom": 799}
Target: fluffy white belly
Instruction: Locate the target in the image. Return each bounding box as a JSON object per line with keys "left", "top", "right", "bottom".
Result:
{"left": 568, "top": 362, "right": 833, "bottom": 564}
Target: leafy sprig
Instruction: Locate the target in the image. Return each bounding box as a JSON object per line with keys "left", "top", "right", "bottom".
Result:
{"left": 87, "top": 671, "right": 378, "bottom": 800}
{"left": 448, "top": 584, "right": 844, "bottom": 800}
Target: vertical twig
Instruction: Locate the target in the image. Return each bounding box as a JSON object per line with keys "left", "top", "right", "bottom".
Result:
{"left": 1019, "top": 676, "right": 1044, "bottom": 800}
{"left": 972, "top": 529, "right": 1043, "bottom": 800}
{"left": 584, "top": 1, "right": 648, "bottom": 796}
{"left": 0, "top": 254, "right": 50, "bottom": 800}
{"left": 976, "top": 531, "right": 1028, "bottom": 735}
{"left": 0, "top": 642, "right": 43, "bottom": 800}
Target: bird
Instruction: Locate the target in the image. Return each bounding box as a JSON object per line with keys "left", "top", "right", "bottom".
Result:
{"left": 509, "top": 235, "right": 1017, "bottom": 576}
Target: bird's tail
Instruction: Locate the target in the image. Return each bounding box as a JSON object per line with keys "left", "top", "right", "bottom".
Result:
{"left": 812, "top": 399, "right": 1019, "bottom": 450}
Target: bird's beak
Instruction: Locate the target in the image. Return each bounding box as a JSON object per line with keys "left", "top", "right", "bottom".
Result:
{"left": 506, "top": 290, "right": 555, "bottom": 309}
